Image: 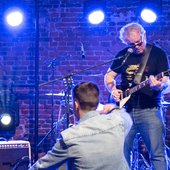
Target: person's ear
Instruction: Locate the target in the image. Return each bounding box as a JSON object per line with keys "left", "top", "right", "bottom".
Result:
{"left": 143, "top": 33, "right": 146, "bottom": 41}
{"left": 74, "top": 100, "right": 79, "bottom": 110}
{"left": 74, "top": 100, "right": 80, "bottom": 120}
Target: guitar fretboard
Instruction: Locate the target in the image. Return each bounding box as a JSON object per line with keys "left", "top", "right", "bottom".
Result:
{"left": 124, "top": 72, "right": 165, "bottom": 97}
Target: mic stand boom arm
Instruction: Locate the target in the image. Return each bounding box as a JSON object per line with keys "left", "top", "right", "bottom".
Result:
{"left": 39, "top": 57, "right": 120, "bottom": 87}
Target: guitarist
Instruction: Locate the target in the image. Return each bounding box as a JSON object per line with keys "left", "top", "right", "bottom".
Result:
{"left": 104, "top": 22, "right": 169, "bottom": 170}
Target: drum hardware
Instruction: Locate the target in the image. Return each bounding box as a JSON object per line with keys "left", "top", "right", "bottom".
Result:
{"left": 57, "top": 96, "right": 75, "bottom": 135}
{"left": 37, "top": 77, "right": 75, "bottom": 148}
{"left": 49, "top": 58, "right": 58, "bottom": 145}
{"left": 62, "top": 76, "right": 75, "bottom": 129}
{"left": 131, "top": 133, "right": 151, "bottom": 170}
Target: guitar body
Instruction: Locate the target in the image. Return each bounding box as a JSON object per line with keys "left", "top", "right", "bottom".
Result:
{"left": 109, "top": 88, "right": 131, "bottom": 109}
{"left": 119, "top": 95, "right": 131, "bottom": 109}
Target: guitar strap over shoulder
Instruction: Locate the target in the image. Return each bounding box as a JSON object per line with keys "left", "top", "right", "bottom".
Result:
{"left": 133, "top": 44, "right": 152, "bottom": 84}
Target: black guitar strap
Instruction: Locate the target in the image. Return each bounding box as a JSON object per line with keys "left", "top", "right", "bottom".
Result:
{"left": 134, "top": 44, "right": 152, "bottom": 84}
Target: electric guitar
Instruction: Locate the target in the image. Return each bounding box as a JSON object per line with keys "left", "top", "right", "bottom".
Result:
{"left": 116, "top": 69, "right": 170, "bottom": 109}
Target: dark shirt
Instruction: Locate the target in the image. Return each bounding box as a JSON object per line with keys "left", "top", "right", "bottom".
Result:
{"left": 110, "top": 44, "right": 169, "bottom": 110}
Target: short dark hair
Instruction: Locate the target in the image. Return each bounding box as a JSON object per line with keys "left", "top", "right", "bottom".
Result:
{"left": 72, "top": 82, "right": 99, "bottom": 111}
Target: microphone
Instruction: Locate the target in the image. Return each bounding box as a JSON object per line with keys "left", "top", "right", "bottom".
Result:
{"left": 48, "top": 58, "right": 57, "bottom": 68}
{"left": 81, "top": 43, "right": 85, "bottom": 59}
{"left": 122, "top": 48, "right": 133, "bottom": 64}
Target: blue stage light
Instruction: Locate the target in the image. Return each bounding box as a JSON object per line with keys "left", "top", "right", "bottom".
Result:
{"left": 139, "top": 0, "right": 161, "bottom": 23}
{"left": 5, "top": 7, "right": 24, "bottom": 27}
{"left": 84, "top": 0, "right": 106, "bottom": 25}
{"left": 0, "top": 113, "right": 12, "bottom": 126}
{"left": 140, "top": 9, "right": 157, "bottom": 23}
{"left": 88, "top": 10, "right": 105, "bottom": 25}
{"left": 0, "top": 89, "right": 19, "bottom": 139}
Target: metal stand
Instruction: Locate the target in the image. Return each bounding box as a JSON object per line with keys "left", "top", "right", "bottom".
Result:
{"left": 62, "top": 76, "right": 74, "bottom": 129}
{"left": 56, "top": 97, "right": 75, "bottom": 139}
{"left": 48, "top": 59, "right": 58, "bottom": 145}
{"left": 37, "top": 75, "right": 75, "bottom": 147}
{"left": 131, "top": 133, "right": 151, "bottom": 170}
{"left": 131, "top": 133, "right": 140, "bottom": 170}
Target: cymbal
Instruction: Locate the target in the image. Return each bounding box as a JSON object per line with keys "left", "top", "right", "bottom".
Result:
{"left": 45, "top": 92, "right": 72, "bottom": 97}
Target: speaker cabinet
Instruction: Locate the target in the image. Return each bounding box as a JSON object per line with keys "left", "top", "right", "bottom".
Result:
{"left": 0, "top": 140, "right": 31, "bottom": 170}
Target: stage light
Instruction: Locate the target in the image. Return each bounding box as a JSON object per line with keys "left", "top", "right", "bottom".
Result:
{"left": 139, "top": 0, "right": 161, "bottom": 23}
{"left": 4, "top": 7, "right": 24, "bottom": 27}
{"left": 0, "top": 90, "right": 19, "bottom": 139}
{"left": 140, "top": 9, "right": 157, "bottom": 23}
{"left": 88, "top": 10, "right": 105, "bottom": 25}
{"left": 84, "top": 0, "right": 106, "bottom": 25}
{"left": 0, "top": 113, "right": 12, "bottom": 126}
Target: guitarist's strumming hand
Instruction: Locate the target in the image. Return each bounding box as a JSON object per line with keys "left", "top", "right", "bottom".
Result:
{"left": 111, "top": 89, "right": 123, "bottom": 102}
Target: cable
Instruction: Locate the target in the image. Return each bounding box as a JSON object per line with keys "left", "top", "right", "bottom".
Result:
{"left": 12, "top": 156, "right": 30, "bottom": 170}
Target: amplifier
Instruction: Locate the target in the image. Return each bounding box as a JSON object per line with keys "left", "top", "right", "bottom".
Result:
{"left": 0, "top": 140, "right": 31, "bottom": 170}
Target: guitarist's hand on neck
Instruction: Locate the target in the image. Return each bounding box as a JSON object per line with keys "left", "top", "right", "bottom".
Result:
{"left": 149, "top": 75, "right": 169, "bottom": 91}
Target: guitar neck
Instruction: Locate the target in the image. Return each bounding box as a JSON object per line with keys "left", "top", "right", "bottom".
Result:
{"left": 125, "top": 72, "right": 164, "bottom": 97}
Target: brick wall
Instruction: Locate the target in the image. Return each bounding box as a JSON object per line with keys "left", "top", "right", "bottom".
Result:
{"left": 0, "top": 0, "right": 170, "bottom": 158}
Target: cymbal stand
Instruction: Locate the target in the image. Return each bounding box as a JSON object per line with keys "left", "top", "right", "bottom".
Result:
{"left": 62, "top": 76, "right": 75, "bottom": 129}
{"left": 48, "top": 59, "right": 57, "bottom": 145}
{"left": 56, "top": 99, "right": 75, "bottom": 138}
{"left": 131, "top": 133, "right": 151, "bottom": 170}
{"left": 131, "top": 133, "right": 140, "bottom": 170}
{"left": 37, "top": 73, "right": 75, "bottom": 148}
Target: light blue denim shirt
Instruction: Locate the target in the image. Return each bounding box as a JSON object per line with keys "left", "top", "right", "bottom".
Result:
{"left": 29, "top": 109, "right": 132, "bottom": 170}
